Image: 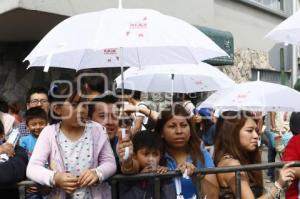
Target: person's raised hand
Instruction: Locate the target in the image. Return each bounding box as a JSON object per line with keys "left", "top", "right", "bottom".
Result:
{"left": 140, "top": 165, "right": 155, "bottom": 173}
{"left": 117, "top": 139, "right": 133, "bottom": 161}
{"left": 123, "top": 103, "right": 139, "bottom": 114}
{"left": 116, "top": 128, "right": 133, "bottom": 161}
{"left": 0, "top": 143, "right": 15, "bottom": 157}
{"left": 277, "top": 162, "right": 296, "bottom": 188}
{"left": 177, "top": 162, "right": 196, "bottom": 177}
{"left": 156, "top": 166, "right": 168, "bottom": 174}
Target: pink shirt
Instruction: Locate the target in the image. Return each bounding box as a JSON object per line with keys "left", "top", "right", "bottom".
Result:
{"left": 26, "top": 121, "right": 116, "bottom": 199}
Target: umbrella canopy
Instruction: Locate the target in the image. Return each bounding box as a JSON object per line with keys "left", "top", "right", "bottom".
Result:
{"left": 197, "top": 80, "right": 300, "bottom": 112}
{"left": 115, "top": 63, "right": 235, "bottom": 93}
{"left": 265, "top": 9, "right": 300, "bottom": 45}
{"left": 24, "top": 8, "right": 228, "bottom": 72}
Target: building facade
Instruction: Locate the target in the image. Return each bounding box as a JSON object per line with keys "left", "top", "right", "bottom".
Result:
{"left": 0, "top": 0, "right": 298, "bottom": 103}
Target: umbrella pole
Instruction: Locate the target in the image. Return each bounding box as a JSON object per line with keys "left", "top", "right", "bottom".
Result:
{"left": 171, "top": 74, "right": 174, "bottom": 105}
{"left": 120, "top": 47, "right": 129, "bottom": 161}
{"left": 118, "top": 0, "right": 123, "bottom": 8}
{"left": 120, "top": 47, "right": 125, "bottom": 118}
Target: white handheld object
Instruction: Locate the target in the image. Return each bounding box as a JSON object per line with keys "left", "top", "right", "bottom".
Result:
{"left": 0, "top": 128, "right": 20, "bottom": 163}
{"left": 183, "top": 169, "right": 190, "bottom": 179}
{"left": 257, "top": 136, "right": 261, "bottom": 147}
{"left": 123, "top": 147, "right": 129, "bottom": 160}
{"left": 121, "top": 128, "right": 129, "bottom": 160}
{"left": 174, "top": 177, "right": 184, "bottom": 199}
{"left": 6, "top": 128, "right": 20, "bottom": 147}
{"left": 0, "top": 153, "right": 9, "bottom": 163}
{"left": 149, "top": 157, "right": 157, "bottom": 170}
{"left": 121, "top": 128, "right": 127, "bottom": 140}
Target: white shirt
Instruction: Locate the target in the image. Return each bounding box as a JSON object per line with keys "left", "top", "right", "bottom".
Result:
{"left": 0, "top": 112, "right": 15, "bottom": 136}
{"left": 182, "top": 100, "right": 195, "bottom": 117}
{"left": 58, "top": 124, "right": 93, "bottom": 199}
{"left": 133, "top": 102, "right": 149, "bottom": 131}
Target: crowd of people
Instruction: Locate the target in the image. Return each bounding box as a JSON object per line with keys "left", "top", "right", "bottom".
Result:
{"left": 0, "top": 74, "right": 300, "bottom": 199}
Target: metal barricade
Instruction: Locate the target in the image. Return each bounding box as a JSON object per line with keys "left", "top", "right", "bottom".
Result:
{"left": 13, "top": 162, "right": 300, "bottom": 199}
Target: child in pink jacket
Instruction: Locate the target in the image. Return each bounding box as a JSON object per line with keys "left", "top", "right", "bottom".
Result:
{"left": 26, "top": 83, "right": 116, "bottom": 199}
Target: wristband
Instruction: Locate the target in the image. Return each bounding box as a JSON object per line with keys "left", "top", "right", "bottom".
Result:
{"left": 92, "top": 168, "right": 103, "bottom": 183}
{"left": 274, "top": 181, "right": 282, "bottom": 198}
{"left": 274, "top": 181, "right": 283, "bottom": 190}
{"left": 50, "top": 171, "right": 57, "bottom": 187}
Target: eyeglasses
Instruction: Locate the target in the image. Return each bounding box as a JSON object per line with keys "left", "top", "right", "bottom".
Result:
{"left": 30, "top": 99, "right": 49, "bottom": 105}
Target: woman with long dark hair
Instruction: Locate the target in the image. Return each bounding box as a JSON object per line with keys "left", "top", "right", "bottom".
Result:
{"left": 155, "top": 104, "right": 219, "bottom": 198}
{"left": 214, "top": 111, "right": 295, "bottom": 199}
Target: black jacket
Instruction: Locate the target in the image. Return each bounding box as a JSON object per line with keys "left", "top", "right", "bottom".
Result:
{"left": 0, "top": 145, "right": 28, "bottom": 199}
{"left": 119, "top": 179, "right": 176, "bottom": 199}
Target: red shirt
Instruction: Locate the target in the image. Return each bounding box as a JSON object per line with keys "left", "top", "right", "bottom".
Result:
{"left": 283, "top": 134, "right": 300, "bottom": 199}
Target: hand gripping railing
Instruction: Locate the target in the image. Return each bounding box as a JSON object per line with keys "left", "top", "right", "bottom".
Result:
{"left": 15, "top": 162, "right": 300, "bottom": 199}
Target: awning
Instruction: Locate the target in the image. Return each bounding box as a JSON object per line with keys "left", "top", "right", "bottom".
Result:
{"left": 195, "top": 26, "right": 234, "bottom": 66}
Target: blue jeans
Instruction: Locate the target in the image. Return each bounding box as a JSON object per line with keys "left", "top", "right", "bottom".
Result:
{"left": 25, "top": 192, "right": 45, "bottom": 199}
{"left": 266, "top": 131, "right": 276, "bottom": 181}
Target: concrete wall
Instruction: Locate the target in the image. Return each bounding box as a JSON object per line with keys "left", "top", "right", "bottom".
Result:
{"left": 2, "top": 0, "right": 288, "bottom": 51}
{"left": 213, "top": 0, "right": 284, "bottom": 51}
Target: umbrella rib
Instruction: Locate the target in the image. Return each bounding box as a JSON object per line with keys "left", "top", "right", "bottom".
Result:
{"left": 76, "top": 49, "right": 88, "bottom": 71}
{"left": 179, "top": 27, "right": 202, "bottom": 64}
{"left": 136, "top": 47, "right": 142, "bottom": 68}
{"left": 147, "top": 73, "right": 157, "bottom": 92}
{"left": 187, "top": 47, "right": 200, "bottom": 64}
{"left": 182, "top": 75, "right": 189, "bottom": 93}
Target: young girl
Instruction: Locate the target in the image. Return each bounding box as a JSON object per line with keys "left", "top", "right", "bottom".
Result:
{"left": 214, "top": 111, "right": 295, "bottom": 199}
{"left": 26, "top": 83, "right": 116, "bottom": 199}
{"left": 155, "top": 104, "right": 219, "bottom": 199}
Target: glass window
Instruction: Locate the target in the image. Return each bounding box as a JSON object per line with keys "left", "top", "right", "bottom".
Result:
{"left": 248, "top": 0, "right": 284, "bottom": 11}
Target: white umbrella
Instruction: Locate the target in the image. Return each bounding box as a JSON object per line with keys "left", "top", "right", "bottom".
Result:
{"left": 197, "top": 80, "right": 300, "bottom": 112}
{"left": 265, "top": 9, "right": 300, "bottom": 45}
{"left": 115, "top": 63, "right": 235, "bottom": 93}
{"left": 24, "top": 8, "right": 228, "bottom": 72}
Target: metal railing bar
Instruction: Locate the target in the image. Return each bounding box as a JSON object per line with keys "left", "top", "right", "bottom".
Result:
{"left": 109, "top": 162, "right": 300, "bottom": 181}
{"left": 111, "top": 179, "right": 118, "bottom": 199}
{"left": 154, "top": 177, "right": 160, "bottom": 199}
{"left": 194, "top": 162, "right": 300, "bottom": 175}
{"left": 13, "top": 161, "right": 300, "bottom": 199}
{"left": 235, "top": 171, "right": 241, "bottom": 199}
{"left": 16, "top": 162, "right": 300, "bottom": 186}
{"left": 195, "top": 175, "right": 202, "bottom": 199}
